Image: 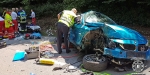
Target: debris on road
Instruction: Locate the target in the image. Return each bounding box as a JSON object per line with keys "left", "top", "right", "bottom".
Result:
{"left": 30, "top": 72, "right": 36, "bottom": 75}
{"left": 14, "top": 35, "right": 24, "bottom": 40}
{"left": 80, "top": 64, "right": 111, "bottom": 75}
{"left": 80, "top": 72, "right": 94, "bottom": 75}
{"left": 40, "top": 50, "right": 54, "bottom": 58}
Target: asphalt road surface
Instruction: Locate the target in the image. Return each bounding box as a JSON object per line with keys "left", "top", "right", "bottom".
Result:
{"left": 0, "top": 36, "right": 150, "bottom": 75}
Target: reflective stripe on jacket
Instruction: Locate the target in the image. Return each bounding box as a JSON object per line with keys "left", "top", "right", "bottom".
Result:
{"left": 19, "top": 11, "right": 26, "bottom": 23}
{"left": 5, "top": 13, "right": 12, "bottom": 28}
{"left": 58, "top": 10, "right": 76, "bottom": 27}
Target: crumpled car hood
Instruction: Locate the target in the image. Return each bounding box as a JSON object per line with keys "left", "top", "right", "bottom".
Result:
{"left": 103, "top": 24, "right": 147, "bottom": 44}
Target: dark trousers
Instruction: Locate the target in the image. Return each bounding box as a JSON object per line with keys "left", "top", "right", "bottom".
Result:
{"left": 20, "top": 23, "right": 27, "bottom": 34}
{"left": 56, "top": 22, "right": 69, "bottom": 52}
{"left": 20, "top": 23, "right": 26, "bottom": 31}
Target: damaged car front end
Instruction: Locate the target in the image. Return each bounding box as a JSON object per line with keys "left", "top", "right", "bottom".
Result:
{"left": 102, "top": 24, "right": 150, "bottom": 72}
{"left": 104, "top": 35, "right": 150, "bottom": 60}
{"left": 69, "top": 11, "right": 150, "bottom": 72}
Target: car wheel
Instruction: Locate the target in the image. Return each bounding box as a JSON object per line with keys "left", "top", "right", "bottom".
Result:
{"left": 83, "top": 54, "right": 108, "bottom": 72}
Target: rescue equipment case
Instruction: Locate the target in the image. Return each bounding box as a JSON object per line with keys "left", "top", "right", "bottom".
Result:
{"left": 25, "top": 46, "right": 39, "bottom": 59}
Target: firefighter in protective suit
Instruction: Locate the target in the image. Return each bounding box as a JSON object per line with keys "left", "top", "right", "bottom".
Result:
{"left": 56, "top": 8, "right": 77, "bottom": 54}
{"left": 4, "top": 9, "right": 15, "bottom": 39}
{"left": 18, "top": 9, "right": 27, "bottom": 33}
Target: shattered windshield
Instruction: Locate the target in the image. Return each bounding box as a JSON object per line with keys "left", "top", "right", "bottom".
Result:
{"left": 84, "top": 11, "right": 117, "bottom": 25}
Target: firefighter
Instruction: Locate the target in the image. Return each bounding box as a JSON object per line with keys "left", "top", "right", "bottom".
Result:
{"left": 56, "top": 8, "right": 77, "bottom": 54}
{"left": 11, "top": 8, "right": 18, "bottom": 33}
{"left": 4, "top": 9, "right": 15, "bottom": 39}
{"left": 18, "top": 7, "right": 27, "bottom": 33}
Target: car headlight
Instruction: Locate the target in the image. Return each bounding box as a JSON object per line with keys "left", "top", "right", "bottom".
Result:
{"left": 119, "top": 44, "right": 125, "bottom": 50}
{"left": 108, "top": 41, "right": 116, "bottom": 49}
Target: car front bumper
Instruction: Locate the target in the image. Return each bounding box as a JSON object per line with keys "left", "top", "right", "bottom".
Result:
{"left": 104, "top": 47, "right": 150, "bottom": 60}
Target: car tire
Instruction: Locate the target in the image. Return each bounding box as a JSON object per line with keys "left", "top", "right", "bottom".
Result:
{"left": 83, "top": 54, "right": 108, "bottom": 72}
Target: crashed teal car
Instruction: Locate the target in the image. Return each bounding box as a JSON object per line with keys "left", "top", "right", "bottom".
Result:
{"left": 69, "top": 11, "right": 150, "bottom": 72}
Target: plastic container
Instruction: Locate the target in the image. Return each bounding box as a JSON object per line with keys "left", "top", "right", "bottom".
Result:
{"left": 37, "top": 58, "right": 55, "bottom": 65}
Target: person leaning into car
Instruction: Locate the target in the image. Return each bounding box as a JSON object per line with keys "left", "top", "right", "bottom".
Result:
{"left": 56, "top": 8, "right": 77, "bottom": 54}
